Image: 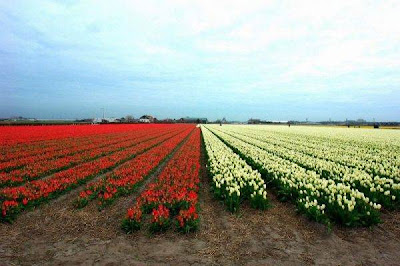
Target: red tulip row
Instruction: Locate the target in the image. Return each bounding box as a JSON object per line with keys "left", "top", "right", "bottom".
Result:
{"left": 75, "top": 127, "right": 195, "bottom": 209}
{"left": 0, "top": 127, "right": 177, "bottom": 187}
{"left": 0, "top": 132, "right": 124, "bottom": 164}
{"left": 122, "top": 128, "right": 201, "bottom": 233}
{"left": 0, "top": 124, "right": 167, "bottom": 146}
{"left": 0, "top": 132, "right": 135, "bottom": 169}
{"left": 0, "top": 125, "right": 194, "bottom": 222}
{"left": 0, "top": 124, "right": 181, "bottom": 165}
{"left": 0, "top": 132, "right": 140, "bottom": 172}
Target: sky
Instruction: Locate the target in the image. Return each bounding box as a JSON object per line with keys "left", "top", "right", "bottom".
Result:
{"left": 0, "top": 0, "right": 399, "bottom": 121}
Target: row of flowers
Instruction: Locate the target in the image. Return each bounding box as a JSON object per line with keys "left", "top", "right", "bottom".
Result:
{"left": 0, "top": 130, "right": 144, "bottom": 171}
{"left": 216, "top": 128, "right": 400, "bottom": 209}
{"left": 0, "top": 124, "right": 186, "bottom": 162}
{"left": 221, "top": 126, "right": 400, "bottom": 182}
{"left": 0, "top": 124, "right": 177, "bottom": 147}
{"left": 122, "top": 128, "right": 201, "bottom": 233}
{"left": 74, "top": 127, "right": 194, "bottom": 209}
{"left": 201, "top": 126, "right": 269, "bottom": 212}
{"left": 0, "top": 125, "right": 192, "bottom": 222}
{"left": 1, "top": 135, "right": 90, "bottom": 164}
{"left": 206, "top": 126, "right": 382, "bottom": 227}
{"left": 241, "top": 124, "right": 400, "bottom": 155}
{"left": 0, "top": 127, "right": 176, "bottom": 188}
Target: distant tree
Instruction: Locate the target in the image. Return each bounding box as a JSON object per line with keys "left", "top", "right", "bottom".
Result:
{"left": 125, "top": 115, "right": 134, "bottom": 122}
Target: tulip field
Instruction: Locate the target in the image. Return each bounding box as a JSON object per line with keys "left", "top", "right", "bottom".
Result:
{"left": 1, "top": 124, "right": 400, "bottom": 229}
{"left": 202, "top": 126, "right": 269, "bottom": 212}
{"left": 0, "top": 124, "right": 196, "bottom": 222}
{"left": 1, "top": 124, "right": 400, "bottom": 264}
{"left": 202, "top": 125, "right": 400, "bottom": 227}
{"left": 122, "top": 128, "right": 201, "bottom": 233}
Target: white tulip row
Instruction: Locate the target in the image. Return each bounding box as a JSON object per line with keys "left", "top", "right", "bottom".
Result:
{"left": 206, "top": 126, "right": 381, "bottom": 226}
{"left": 231, "top": 125, "right": 399, "bottom": 162}
{"left": 201, "top": 126, "right": 268, "bottom": 212}
{"left": 211, "top": 127, "right": 400, "bottom": 209}
{"left": 244, "top": 124, "right": 400, "bottom": 150}
{"left": 219, "top": 125, "right": 400, "bottom": 177}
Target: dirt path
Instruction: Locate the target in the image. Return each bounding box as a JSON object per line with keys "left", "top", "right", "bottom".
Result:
{"left": 1, "top": 138, "right": 400, "bottom": 265}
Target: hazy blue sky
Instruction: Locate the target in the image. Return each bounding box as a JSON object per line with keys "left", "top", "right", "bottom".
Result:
{"left": 0, "top": 0, "right": 399, "bottom": 121}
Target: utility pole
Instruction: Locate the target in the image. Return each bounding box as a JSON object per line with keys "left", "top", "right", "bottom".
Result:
{"left": 101, "top": 108, "right": 105, "bottom": 120}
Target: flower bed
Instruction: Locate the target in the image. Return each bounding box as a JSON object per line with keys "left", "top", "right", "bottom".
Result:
{"left": 0, "top": 125, "right": 193, "bottom": 222}
{"left": 122, "top": 128, "right": 201, "bottom": 233}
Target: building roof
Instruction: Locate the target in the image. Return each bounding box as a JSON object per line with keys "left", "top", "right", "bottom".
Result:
{"left": 140, "top": 115, "right": 154, "bottom": 119}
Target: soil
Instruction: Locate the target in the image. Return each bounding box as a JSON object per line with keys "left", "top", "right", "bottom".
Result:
{"left": 1, "top": 142, "right": 400, "bottom": 266}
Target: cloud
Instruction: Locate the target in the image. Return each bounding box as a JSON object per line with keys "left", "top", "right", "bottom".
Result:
{"left": 0, "top": 0, "right": 399, "bottom": 120}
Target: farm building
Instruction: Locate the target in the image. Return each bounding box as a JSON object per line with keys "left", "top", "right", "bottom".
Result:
{"left": 93, "top": 117, "right": 119, "bottom": 123}
{"left": 139, "top": 115, "right": 155, "bottom": 123}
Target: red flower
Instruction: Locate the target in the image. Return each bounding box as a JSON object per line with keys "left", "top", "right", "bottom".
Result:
{"left": 177, "top": 205, "right": 199, "bottom": 228}
{"left": 151, "top": 205, "right": 170, "bottom": 224}
{"left": 127, "top": 206, "right": 142, "bottom": 222}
